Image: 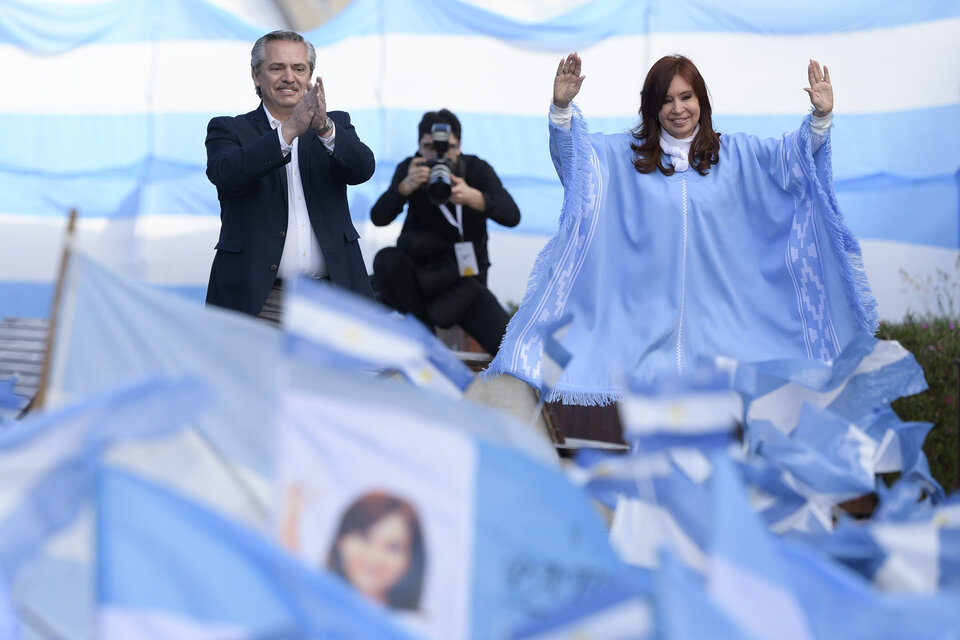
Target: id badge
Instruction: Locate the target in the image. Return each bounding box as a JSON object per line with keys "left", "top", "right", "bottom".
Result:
{"left": 454, "top": 241, "right": 479, "bottom": 277}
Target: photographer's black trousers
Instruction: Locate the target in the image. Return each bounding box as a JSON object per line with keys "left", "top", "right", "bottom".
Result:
{"left": 373, "top": 246, "right": 509, "bottom": 356}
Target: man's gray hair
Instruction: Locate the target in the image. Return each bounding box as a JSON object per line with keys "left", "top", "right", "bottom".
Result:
{"left": 251, "top": 30, "right": 316, "bottom": 74}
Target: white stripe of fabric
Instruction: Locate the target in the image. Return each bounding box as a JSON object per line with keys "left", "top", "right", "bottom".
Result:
{"left": 844, "top": 423, "right": 879, "bottom": 477}
{"left": 610, "top": 495, "right": 707, "bottom": 571}
{"left": 337, "top": 25, "right": 960, "bottom": 116}
{"left": 851, "top": 338, "right": 911, "bottom": 374}
{"left": 0, "top": 215, "right": 954, "bottom": 326}
{"left": 621, "top": 392, "right": 736, "bottom": 434}
{"left": 747, "top": 341, "right": 909, "bottom": 433}
{"left": 767, "top": 502, "right": 824, "bottom": 535}
{"left": 98, "top": 607, "right": 251, "bottom": 640}
{"left": 644, "top": 20, "right": 960, "bottom": 116}
{"left": 0, "top": 41, "right": 253, "bottom": 115}
{"left": 396, "top": 360, "right": 463, "bottom": 398}
{"left": 4, "top": 18, "right": 957, "bottom": 116}
{"left": 872, "top": 522, "right": 940, "bottom": 592}
{"left": 0, "top": 214, "right": 220, "bottom": 284}
{"left": 669, "top": 449, "right": 713, "bottom": 484}
{"left": 935, "top": 502, "right": 960, "bottom": 526}
{"left": 105, "top": 428, "right": 273, "bottom": 529}
{"left": 871, "top": 427, "right": 901, "bottom": 474}
{"left": 284, "top": 295, "right": 425, "bottom": 363}
{"left": 676, "top": 179, "right": 688, "bottom": 375}
{"left": 709, "top": 555, "right": 815, "bottom": 640}
{"left": 747, "top": 384, "right": 840, "bottom": 434}
{"left": 591, "top": 453, "right": 675, "bottom": 481}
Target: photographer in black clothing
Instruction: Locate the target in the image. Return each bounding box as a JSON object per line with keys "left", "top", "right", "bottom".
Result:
{"left": 371, "top": 109, "right": 520, "bottom": 355}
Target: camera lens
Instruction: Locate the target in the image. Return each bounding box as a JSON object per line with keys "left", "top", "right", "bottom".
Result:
{"left": 427, "top": 163, "right": 452, "bottom": 205}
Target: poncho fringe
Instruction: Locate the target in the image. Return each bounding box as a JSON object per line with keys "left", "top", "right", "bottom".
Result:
{"left": 796, "top": 116, "right": 879, "bottom": 335}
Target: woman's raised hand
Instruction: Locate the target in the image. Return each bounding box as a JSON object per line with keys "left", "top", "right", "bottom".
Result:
{"left": 553, "top": 52, "right": 586, "bottom": 109}
{"left": 804, "top": 59, "right": 833, "bottom": 117}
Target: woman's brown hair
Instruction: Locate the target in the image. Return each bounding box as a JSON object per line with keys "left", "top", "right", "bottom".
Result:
{"left": 631, "top": 55, "right": 721, "bottom": 176}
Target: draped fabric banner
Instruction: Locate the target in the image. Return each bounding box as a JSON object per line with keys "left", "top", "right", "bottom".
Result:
{"left": 0, "top": 0, "right": 957, "bottom": 319}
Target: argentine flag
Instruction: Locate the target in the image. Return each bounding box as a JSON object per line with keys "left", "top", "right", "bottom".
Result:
{"left": 274, "top": 368, "right": 626, "bottom": 640}
{"left": 284, "top": 276, "right": 474, "bottom": 398}
{"left": 96, "top": 466, "right": 419, "bottom": 639}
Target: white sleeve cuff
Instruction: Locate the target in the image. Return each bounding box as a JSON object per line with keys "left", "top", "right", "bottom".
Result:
{"left": 809, "top": 111, "right": 832, "bottom": 136}
{"left": 549, "top": 102, "right": 573, "bottom": 130}
{"left": 277, "top": 126, "right": 293, "bottom": 156}
{"left": 319, "top": 122, "right": 336, "bottom": 152}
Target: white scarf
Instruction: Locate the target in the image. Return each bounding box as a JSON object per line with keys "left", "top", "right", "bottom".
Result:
{"left": 659, "top": 125, "right": 699, "bottom": 172}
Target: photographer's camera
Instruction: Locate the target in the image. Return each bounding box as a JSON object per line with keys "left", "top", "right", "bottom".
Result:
{"left": 426, "top": 123, "right": 455, "bottom": 205}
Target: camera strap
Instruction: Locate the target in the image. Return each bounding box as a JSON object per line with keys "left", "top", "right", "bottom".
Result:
{"left": 440, "top": 202, "right": 479, "bottom": 277}
{"left": 438, "top": 203, "right": 464, "bottom": 241}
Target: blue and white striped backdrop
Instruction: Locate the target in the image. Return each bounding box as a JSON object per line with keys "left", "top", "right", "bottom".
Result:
{"left": 1, "top": 0, "right": 957, "bottom": 320}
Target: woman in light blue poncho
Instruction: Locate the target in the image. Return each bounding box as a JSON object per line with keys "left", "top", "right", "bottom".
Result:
{"left": 486, "top": 53, "right": 878, "bottom": 405}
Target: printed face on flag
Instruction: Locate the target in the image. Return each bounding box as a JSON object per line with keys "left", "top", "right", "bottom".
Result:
{"left": 326, "top": 490, "right": 426, "bottom": 610}
{"left": 275, "top": 389, "right": 476, "bottom": 640}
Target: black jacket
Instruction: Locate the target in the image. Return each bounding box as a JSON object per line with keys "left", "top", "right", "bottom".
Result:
{"left": 370, "top": 154, "right": 520, "bottom": 275}
{"left": 205, "top": 105, "right": 375, "bottom": 315}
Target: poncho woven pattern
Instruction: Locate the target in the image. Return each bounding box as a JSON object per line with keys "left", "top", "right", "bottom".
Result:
{"left": 486, "top": 105, "right": 878, "bottom": 405}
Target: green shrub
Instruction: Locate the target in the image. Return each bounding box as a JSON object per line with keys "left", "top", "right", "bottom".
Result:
{"left": 877, "top": 317, "right": 959, "bottom": 493}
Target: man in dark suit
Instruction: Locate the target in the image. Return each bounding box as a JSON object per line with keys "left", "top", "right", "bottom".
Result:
{"left": 205, "top": 30, "right": 375, "bottom": 323}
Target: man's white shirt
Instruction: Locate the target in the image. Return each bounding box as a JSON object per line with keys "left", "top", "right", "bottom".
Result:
{"left": 264, "top": 104, "right": 336, "bottom": 280}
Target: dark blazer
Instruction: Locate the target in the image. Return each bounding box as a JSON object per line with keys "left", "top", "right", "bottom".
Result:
{"left": 205, "top": 105, "right": 376, "bottom": 315}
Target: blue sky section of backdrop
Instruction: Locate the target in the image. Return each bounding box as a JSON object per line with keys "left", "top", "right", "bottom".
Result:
{"left": 0, "top": 0, "right": 957, "bottom": 320}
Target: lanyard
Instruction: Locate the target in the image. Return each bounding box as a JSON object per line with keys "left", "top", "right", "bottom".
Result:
{"left": 438, "top": 203, "right": 464, "bottom": 241}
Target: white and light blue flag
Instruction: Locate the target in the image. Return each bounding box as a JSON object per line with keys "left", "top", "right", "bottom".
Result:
{"left": 1, "top": 0, "right": 958, "bottom": 324}
{"left": 655, "top": 549, "right": 753, "bottom": 640}
{"left": 284, "top": 276, "right": 473, "bottom": 398}
{"left": 738, "top": 457, "right": 830, "bottom": 536}
{"left": 709, "top": 454, "right": 960, "bottom": 639}
{"left": 0, "top": 376, "right": 210, "bottom": 639}
{"left": 274, "top": 368, "right": 625, "bottom": 640}
{"left": 45, "top": 252, "right": 283, "bottom": 521}
{"left": 798, "top": 494, "right": 960, "bottom": 593}
{"left": 873, "top": 477, "right": 936, "bottom": 522}
{"left": 755, "top": 403, "right": 879, "bottom": 501}
{"left": 736, "top": 336, "right": 943, "bottom": 501}
{"left": 573, "top": 450, "right": 711, "bottom": 572}
{"left": 619, "top": 369, "right": 738, "bottom": 452}
{"left": 96, "top": 466, "right": 420, "bottom": 640}
{"left": 706, "top": 456, "right": 816, "bottom": 640}
{"left": 776, "top": 523, "right": 960, "bottom": 638}
{"left": 736, "top": 336, "right": 927, "bottom": 436}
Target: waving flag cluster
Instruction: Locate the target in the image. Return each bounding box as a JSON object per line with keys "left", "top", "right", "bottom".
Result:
{"left": 0, "top": 252, "right": 616, "bottom": 638}
{"left": 0, "top": 250, "right": 956, "bottom": 637}
{"left": 0, "top": 0, "right": 957, "bottom": 321}
{"left": 561, "top": 337, "right": 958, "bottom": 638}
{"left": 736, "top": 335, "right": 945, "bottom": 503}
{"left": 794, "top": 493, "right": 960, "bottom": 593}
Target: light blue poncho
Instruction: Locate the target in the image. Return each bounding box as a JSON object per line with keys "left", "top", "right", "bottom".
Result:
{"left": 487, "top": 106, "right": 878, "bottom": 405}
